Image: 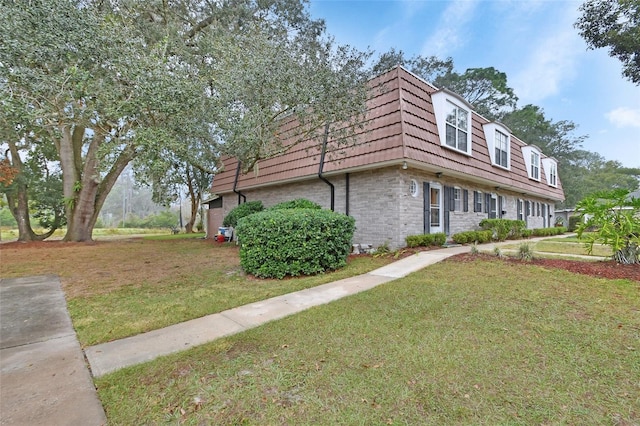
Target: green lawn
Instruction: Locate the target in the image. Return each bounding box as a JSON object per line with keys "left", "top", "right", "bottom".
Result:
{"left": 96, "top": 258, "right": 639, "bottom": 425}
{"left": 497, "top": 236, "right": 612, "bottom": 258}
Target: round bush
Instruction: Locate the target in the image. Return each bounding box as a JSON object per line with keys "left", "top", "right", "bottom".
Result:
{"left": 236, "top": 208, "right": 355, "bottom": 279}
{"left": 269, "top": 199, "right": 322, "bottom": 210}
{"left": 222, "top": 201, "right": 264, "bottom": 227}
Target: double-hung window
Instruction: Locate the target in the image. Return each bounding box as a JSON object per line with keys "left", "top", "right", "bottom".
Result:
{"left": 531, "top": 151, "right": 540, "bottom": 180}
{"left": 454, "top": 187, "right": 462, "bottom": 211}
{"left": 542, "top": 157, "right": 558, "bottom": 187}
{"left": 495, "top": 130, "right": 508, "bottom": 168}
{"left": 474, "top": 191, "right": 483, "bottom": 213}
{"left": 522, "top": 146, "right": 542, "bottom": 181}
{"left": 549, "top": 163, "right": 557, "bottom": 186}
{"left": 445, "top": 101, "right": 469, "bottom": 152}
{"left": 432, "top": 90, "right": 473, "bottom": 156}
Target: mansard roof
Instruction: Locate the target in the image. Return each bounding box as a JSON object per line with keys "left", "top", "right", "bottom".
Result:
{"left": 211, "top": 66, "right": 564, "bottom": 202}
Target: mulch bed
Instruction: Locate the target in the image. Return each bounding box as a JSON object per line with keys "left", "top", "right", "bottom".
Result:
{"left": 450, "top": 253, "right": 640, "bottom": 282}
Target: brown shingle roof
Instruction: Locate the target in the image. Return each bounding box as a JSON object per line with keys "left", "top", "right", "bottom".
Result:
{"left": 211, "top": 66, "right": 564, "bottom": 202}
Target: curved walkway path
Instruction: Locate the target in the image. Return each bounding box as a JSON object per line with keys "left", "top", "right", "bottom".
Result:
{"left": 1, "top": 236, "right": 603, "bottom": 425}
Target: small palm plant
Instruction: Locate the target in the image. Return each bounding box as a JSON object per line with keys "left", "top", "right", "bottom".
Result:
{"left": 517, "top": 243, "right": 534, "bottom": 261}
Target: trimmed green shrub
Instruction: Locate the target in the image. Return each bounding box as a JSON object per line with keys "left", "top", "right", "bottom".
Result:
{"left": 222, "top": 201, "right": 264, "bottom": 228}
{"left": 405, "top": 233, "right": 446, "bottom": 248}
{"left": 236, "top": 208, "right": 355, "bottom": 279}
{"left": 568, "top": 215, "right": 581, "bottom": 232}
{"left": 479, "top": 219, "right": 526, "bottom": 241}
{"left": 531, "top": 226, "right": 566, "bottom": 237}
{"left": 269, "top": 199, "right": 322, "bottom": 211}
{"left": 521, "top": 229, "right": 533, "bottom": 238}
{"left": 451, "top": 230, "right": 492, "bottom": 244}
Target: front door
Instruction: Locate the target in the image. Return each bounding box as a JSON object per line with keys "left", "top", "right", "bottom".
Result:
{"left": 424, "top": 183, "right": 443, "bottom": 234}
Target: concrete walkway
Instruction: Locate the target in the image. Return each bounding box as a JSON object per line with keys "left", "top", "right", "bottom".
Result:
{"left": 0, "top": 275, "right": 107, "bottom": 426}
{"left": 84, "top": 245, "right": 471, "bottom": 377}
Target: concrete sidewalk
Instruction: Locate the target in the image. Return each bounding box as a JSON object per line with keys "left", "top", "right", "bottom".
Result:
{"left": 85, "top": 245, "right": 470, "bottom": 377}
{"left": 0, "top": 275, "right": 107, "bottom": 426}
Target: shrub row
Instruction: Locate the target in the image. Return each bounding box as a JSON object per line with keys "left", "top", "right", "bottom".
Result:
{"left": 405, "top": 233, "right": 446, "bottom": 248}
{"left": 236, "top": 208, "right": 355, "bottom": 279}
{"left": 479, "top": 219, "right": 527, "bottom": 241}
{"left": 451, "top": 230, "right": 493, "bottom": 244}
{"left": 531, "top": 226, "right": 566, "bottom": 237}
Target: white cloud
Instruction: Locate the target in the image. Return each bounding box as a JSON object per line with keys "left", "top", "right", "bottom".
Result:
{"left": 510, "top": 4, "right": 582, "bottom": 103}
{"left": 605, "top": 107, "right": 640, "bottom": 128}
{"left": 420, "top": 1, "right": 478, "bottom": 58}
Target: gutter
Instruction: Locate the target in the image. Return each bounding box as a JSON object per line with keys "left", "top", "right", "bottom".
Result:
{"left": 233, "top": 161, "right": 246, "bottom": 205}
{"left": 318, "top": 122, "right": 335, "bottom": 211}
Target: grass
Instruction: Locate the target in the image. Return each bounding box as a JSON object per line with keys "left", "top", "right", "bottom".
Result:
{"left": 95, "top": 258, "right": 640, "bottom": 425}
{"left": 498, "top": 237, "right": 612, "bottom": 258}
{"left": 0, "top": 238, "right": 391, "bottom": 346}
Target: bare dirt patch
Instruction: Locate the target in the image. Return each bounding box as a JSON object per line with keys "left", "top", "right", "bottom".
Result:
{"left": 1, "top": 238, "right": 240, "bottom": 298}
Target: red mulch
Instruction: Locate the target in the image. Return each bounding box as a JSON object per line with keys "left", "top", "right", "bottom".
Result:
{"left": 449, "top": 253, "right": 640, "bottom": 282}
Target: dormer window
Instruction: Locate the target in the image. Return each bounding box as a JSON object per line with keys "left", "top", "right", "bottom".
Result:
{"left": 483, "top": 122, "right": 511, "bottom": 169}
{"left": 432, "top": 89, "right": 473, "bottom": 156}
{"left": 542, "top": 157, "right": 558, "bottom": 187}
{"left": 495, "top": 131, "right": 508, "bottom": 168}
{"left": 445, "top": 101, "right": 469, "bottom": 152}
{"left": 521, "top": 145, "right": 542, "bottom": 181}
{"left": 531, "top": 151, "right": 540, "bottom": 180}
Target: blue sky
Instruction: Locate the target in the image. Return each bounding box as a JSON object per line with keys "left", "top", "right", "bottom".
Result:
{"left": 309, "top": 0, "right": 640, "bottom": 168}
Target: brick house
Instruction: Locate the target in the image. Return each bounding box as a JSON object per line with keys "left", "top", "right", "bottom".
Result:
{"left": 207, "top": 66, "right": 565, "bottom": 248}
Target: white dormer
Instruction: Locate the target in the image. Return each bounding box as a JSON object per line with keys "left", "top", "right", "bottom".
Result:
{"left": 431, "top": 89, "right": 473, "bottom": 156}
{"left": 482, "top": 122, "right": 511, "bottom": 169}
{"left": 541, "top": 157, "right": 558, "bottom": 187}
{"left": 521, "top": 145, "right": 542, "bottom": 181}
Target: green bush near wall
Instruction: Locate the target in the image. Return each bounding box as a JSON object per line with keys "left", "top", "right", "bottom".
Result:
{"left": 479, "top": 219, "right": 527, "bottom": 241}
{"left": 451, "top": 230, "right": 493, "bottom": 244}
{"left": 222, "top": 201, "right": 264, "bottom": 228}
{"left": 568, "top": 215, "right": 581, "bottom": 232}
{"left": 236, "top": 208, "right": 355, "bottom": 279}
{"left": 405, "top": 233, "right": 447, "bottom": 248}
{"left": 532, "top": 226, "right": 566, "bottom": 237}
{"left": 268, "top": 199, "right": 322, "bottom": 210}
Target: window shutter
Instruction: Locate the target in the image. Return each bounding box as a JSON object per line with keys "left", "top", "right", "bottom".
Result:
{"left": 473, "top": 191, "right": 479, "bottom": 212}
{"left": 423, "top": 182, "right": 430, "bottom": 234}
{"left": 463, "top": 190, "right": 469, "bottom": 212}
{"left": 498, "top": 196, "right": 503, "bottom": 218}
{"left": 525, "top": 201, "right": 530, "bottom": 217}
{"left": 517, "top": 199, "right": 521, "bottom": 220}
{"left": 484, "top": 193, "right": 491, "bottom": 214}
{"left": 445, "top": 186, "right": 455, "bottom": 212}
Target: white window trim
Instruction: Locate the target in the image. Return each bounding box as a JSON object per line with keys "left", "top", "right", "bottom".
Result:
{"left": 453, "top": 187, "right": 462, "bottom": 212}
{"left": 432, "top": 89, "right": 473, "bottom": 156}
{"left": 482, "top": 122, "right": 511, "bottom": 170}
{"left": 541, "top": 157, "right": 558, "bottom": 188}
{"left": 521, "top": 145, "right": 542, "bottom": 181}
{"left": 409, "top": 179, "right": 419, "bottom": 197}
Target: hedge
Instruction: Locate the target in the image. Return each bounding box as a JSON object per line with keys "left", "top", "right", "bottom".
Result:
{"left": 451, "top": 230, "right": 493, "bottom": 244}
{"left": 268, "top": 199, "right": 322, "bottom": 210}
{"left": 531, "top": 226, "right": 566, "bottom": 237}
{"left": 479, "top": 219, "right": 527, "bottom": 241}
{"left": 235, "top": 208, "right": 355, "bottom": 279}
{"left": 405, "top": 233, "right": 447, "bottom": 248}
{"left": 222, "top": 201, "right": 264, "bottom": 228}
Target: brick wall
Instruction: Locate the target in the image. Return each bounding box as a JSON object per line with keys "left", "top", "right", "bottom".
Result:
{"left": 212, "top": 166, "right": 557, "bottom": 249}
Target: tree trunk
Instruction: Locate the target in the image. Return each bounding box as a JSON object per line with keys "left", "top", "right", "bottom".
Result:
{"left": 60, "top": 126, "right": 134, "bottom": 242}
{"left": 184, "top": 166, "right": 199, "bottom": 233}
